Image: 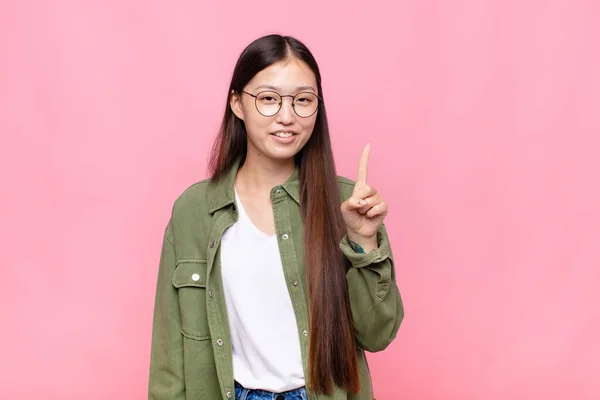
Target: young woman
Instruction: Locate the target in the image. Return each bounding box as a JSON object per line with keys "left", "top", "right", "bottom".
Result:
{"left": 148, "top": 34, "right": 404, "bottom": 400}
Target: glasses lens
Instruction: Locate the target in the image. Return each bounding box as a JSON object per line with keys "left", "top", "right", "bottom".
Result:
{"left": 255, "top": 91, "right": 281, "bottom": 116}
{"left": 293, "top": 92, "right": 319, "bottom": 117}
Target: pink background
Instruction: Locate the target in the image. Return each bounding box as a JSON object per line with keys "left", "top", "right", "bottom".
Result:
{"left": 1, "top": 1, "right": 599, "bottom": 399}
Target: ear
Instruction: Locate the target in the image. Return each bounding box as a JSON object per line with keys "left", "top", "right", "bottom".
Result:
{"left": 229, "top": 90, "right": 245, "bottom": 121}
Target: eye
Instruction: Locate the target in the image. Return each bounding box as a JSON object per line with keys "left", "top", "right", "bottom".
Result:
{"left": 257, "top": 92, "right": 280, "bottom": 103}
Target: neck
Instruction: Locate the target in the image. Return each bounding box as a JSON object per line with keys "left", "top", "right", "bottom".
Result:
{"left": 236, "top": 152, "right": 296, "bottom": 193}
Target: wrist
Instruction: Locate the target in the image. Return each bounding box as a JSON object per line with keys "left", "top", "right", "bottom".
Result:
{"left": 347, "top": 232, "right": 377, "bottom": 253}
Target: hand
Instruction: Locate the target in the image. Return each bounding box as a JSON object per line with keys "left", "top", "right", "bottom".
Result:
{"left": 341, "top": 143, "right": 388, "bottom": 250}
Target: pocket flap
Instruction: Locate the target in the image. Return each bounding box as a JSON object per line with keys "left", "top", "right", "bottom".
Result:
{"left": 172, "top": 261, "right": 208, "bottom": 288}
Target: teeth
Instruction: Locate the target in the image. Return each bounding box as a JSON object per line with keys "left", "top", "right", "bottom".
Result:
{"left": 274, "top": 132, "right": 293, "bottom": 138}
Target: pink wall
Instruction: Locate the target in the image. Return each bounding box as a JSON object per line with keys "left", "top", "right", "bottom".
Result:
{"left": 1, "top": 1, "right": 598, "bottom": 399}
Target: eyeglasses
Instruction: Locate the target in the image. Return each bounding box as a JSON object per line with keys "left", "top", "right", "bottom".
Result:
{"left": 239, "top": 90, "right": 321, "bottom": 118}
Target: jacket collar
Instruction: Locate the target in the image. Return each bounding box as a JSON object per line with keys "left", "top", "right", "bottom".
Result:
{"left": 208, "top": 158, "right": 301, "bottom": 214}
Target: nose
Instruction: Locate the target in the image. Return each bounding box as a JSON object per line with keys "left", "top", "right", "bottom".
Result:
{"left": 276, "top": 96, "right": 295, "bottom": 124}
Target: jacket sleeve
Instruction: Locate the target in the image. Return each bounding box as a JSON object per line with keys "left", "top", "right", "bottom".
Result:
{"left": 338, "top": 180, "right": 404, "bottom": 352}
{"left": 148, "top": 222, "right": 185, "bottom": 399}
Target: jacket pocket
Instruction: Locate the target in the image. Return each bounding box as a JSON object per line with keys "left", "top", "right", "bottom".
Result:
{"left": 172, "top": 260, "right": 211, "bottom": 341}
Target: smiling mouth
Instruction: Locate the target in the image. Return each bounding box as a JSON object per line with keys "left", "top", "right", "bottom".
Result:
{"left": 272, "top": 131, "right": 296, "bottom": 138}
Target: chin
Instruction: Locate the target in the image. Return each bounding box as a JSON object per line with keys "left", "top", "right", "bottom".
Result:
{"left": 266, "top": 150, "right": 301, "bottom": 161}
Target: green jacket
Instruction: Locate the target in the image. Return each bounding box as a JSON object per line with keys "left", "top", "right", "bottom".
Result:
{"left": 148, "top": 159, "right": 404, "bottom": 400}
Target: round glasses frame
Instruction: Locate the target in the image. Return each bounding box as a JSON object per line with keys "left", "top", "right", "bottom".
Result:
{"left": 239, "top": 90, "right": 322, "bottom": 118}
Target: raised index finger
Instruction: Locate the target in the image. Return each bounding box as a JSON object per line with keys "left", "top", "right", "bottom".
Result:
{"left": 355, "top": 143, "right": 371, "bottom": 188}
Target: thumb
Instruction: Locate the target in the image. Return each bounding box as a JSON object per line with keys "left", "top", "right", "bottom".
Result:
{"left": 342, "top": 196, "right": 366, "bottom": 213}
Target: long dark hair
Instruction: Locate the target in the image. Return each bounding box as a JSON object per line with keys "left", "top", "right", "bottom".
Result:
{"left": 208, "top": 34, "right": 359, "bottom": 395}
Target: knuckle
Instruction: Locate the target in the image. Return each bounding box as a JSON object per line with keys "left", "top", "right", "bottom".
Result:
{"left": 366, "top": 185, "right": 376, "bottom": 195}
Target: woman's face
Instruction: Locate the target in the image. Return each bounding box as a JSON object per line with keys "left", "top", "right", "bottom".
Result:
{"left": 230, "top": 57, "right": 319, "bottom": 162}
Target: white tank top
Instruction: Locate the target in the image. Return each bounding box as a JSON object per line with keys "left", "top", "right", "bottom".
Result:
{"left": 220, "top": 188, "right": 304, "bottom": 392}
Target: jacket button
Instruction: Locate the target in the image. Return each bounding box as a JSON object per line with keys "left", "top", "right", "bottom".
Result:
{"left": 209, "top": 240, "right": 215, "bottom": 248}
{"left": 226, "top": 391, "right": 232, "bottom": 398}
{"left": 292, "top": 281, "right": 298, "bottom": 287}
{"left": 217, "top": 338, "right": 223, "bottom": 346}
{"left": 208, "top": 289, "right": 213, "bottom": 298}
{"left": 191, "top": 273, "right": 200, "bottom": 282}
{"left": 282, "top": 233, "right": 289, "bottom": 240}
{"left": 303, "top": 329, "right": 308, "bottom": 337}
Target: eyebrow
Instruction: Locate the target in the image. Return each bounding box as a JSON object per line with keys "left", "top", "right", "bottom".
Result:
{"left": 254, "top": 84, "right": 317, "bottom": 92}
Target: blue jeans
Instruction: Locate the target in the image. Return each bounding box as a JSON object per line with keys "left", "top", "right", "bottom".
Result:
{"left": 234, "top": 381, "right": 308, "bottom": 400}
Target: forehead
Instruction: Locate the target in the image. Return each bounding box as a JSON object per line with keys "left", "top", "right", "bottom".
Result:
{"left": 247, "top": 58, "right": 317, "bottom": 92}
